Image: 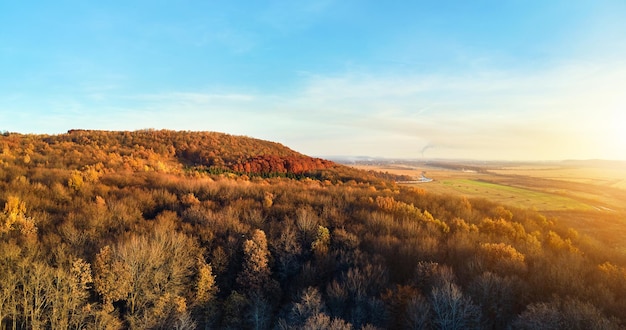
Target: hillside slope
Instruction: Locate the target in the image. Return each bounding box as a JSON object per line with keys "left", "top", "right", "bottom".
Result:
{"left": 6, "top": 129, "right": 334, "bottom": 175}
{"left": 0, "top": 130, "right": 624, "bottom": 329}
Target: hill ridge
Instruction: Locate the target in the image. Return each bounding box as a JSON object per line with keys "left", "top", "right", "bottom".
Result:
{"left": 4, "top": 129, "right": 336, "bottom": 175}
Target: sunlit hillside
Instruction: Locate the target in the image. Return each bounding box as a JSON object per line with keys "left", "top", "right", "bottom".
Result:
{"left": 0, "top": 130, "right": 625, "bottom": 329}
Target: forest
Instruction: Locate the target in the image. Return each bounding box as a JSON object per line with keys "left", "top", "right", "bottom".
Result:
{"left": 0, "top": 129, "right": 625, "bottom": 329}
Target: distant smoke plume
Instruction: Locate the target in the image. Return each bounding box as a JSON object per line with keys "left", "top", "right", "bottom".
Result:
{"left": 421, "top": 143, "right": 435, "bottom": 158}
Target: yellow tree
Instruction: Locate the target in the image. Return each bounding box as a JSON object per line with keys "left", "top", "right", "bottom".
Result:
{"left": 237, "top": 229, "right": 271, "bottom": 293}
{"left": 311, "top": 225, "right": 330, "bottom": 258}
{"left": 93, "top": 245, "right": 132, "bottom": 311}
{"left": 1, "top": 196, "right": 26, "bottom": 233}
{"left": 237, "top": 229, "right": 278, "bottom": 330}
{"left": 195, "top": 260, "right": 217, "bottom": 304}
{"left": 1, "top": 196, "right": 37, "bottom": 239}
{"left": 193, "top": 258, "right": 219, "bottom": 328}
{"left": 94, "top": 217, "right": 199, "bottom": 328}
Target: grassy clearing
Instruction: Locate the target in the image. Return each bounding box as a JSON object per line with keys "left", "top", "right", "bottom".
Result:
{"left": 433, "top": 179, "right": 594, "bottom": 211}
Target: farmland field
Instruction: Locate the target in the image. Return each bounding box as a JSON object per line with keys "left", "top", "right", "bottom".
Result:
{"left": 350, "top": 160, "right": 626, "bottom": 251}
{"left": 437, "top": 178, "right": 592, "bottom": 211}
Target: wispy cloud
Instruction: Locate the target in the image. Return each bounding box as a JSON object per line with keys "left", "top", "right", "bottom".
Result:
{"left": 3, "top": 52, "right": 624, "bottom": 159}
{"left": 39, "top": 56, "right": 622, "bottom": 159}
{"left": 131, "top": 92, "right": 256, "bottom": 104}
{"left": 273, "top": 58, "right": 626, "bottom": 159}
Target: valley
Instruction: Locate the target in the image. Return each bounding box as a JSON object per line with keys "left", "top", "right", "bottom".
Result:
{"left": 350, "top": 160, "right": 626, "bottom": 250}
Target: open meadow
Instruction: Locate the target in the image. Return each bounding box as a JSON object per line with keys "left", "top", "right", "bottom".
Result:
{"left": 351, "top": 160, "right": 626, "bottom": 251}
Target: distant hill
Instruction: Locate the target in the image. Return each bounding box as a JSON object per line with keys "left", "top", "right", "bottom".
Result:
{"left": 4, "top": 129, "right": 336, "bottom": 175}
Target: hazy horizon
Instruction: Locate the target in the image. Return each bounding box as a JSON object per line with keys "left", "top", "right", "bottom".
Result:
{"left": 2, "top": 1, "right": 625, "bottom": 161}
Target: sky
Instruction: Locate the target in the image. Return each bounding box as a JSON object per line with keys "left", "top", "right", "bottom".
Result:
{"left": 1, "top": 1, "right": 625, "bottom": 161}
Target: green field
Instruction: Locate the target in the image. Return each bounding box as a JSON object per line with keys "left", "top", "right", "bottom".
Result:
{"left": 352, "top": 161, "right": 626, "bottom": 249}
{"left": 435, "top": 178, "right": 594, "bottom": 211}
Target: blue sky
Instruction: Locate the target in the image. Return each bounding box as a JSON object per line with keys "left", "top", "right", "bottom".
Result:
{"left": 1, "top": 1, "right": 625, "bottom": 160}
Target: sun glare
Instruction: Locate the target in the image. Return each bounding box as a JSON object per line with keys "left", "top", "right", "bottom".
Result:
{"left": 608, "top": 110, "right": 626, "bottom": 159}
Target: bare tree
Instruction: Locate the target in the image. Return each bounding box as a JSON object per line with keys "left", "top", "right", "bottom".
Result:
{"left": 467, "top": 272, "right": 523, "bottom": 329}
{"left": 430, "top": 281, "right": 481, "bottom": 330}
{"left": 246, "top": 294, "right": 273, "bottom": 330}
{"left": 513, "top": 297, "right": 621, "bottom": 330}
{"left": 0, "top": 261, "right": 18, "bottom": 330}
{"left": 272, "top": 224, "right": 302, "bottom": 281}
{"left": 18, "top": 261, "right": 53, "bottom": 330}
{"left": 49, "top": 259, "right": 93, "bottom": 329}
{"left": 404, "top": 295, "right": 431, "bottom": 330}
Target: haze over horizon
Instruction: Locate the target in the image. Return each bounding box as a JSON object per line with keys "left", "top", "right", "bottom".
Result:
{"left": 2, "top": 1, "right": 625, "bottom": 161}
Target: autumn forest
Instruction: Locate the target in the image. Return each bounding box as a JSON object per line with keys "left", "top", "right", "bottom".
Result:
{"left": 0, "top": 129, "right": 625, "bottom": 330}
